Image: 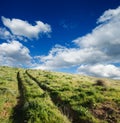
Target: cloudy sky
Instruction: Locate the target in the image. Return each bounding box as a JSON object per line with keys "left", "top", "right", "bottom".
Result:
{"left": 0, "top": 0, "right": 120, "bottom": 79}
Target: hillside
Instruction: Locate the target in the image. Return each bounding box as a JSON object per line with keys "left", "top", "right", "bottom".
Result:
{"left": 0, "top": 66, "right": 120, "bottom": 123}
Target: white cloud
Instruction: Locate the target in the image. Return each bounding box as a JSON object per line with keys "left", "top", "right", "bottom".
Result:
{"left": 0, "top": 27, "right": 12, "bottom": 40}
{"left": 34, "top": 44, "right": 109, "bottom": 70}
{"left": 78, "top": 64, "right": 120, "bottom": 79}
{"left": 73, "top": 6, "right": 120, "bottom": 50}
{"left": 97, "top": 6, "right": 120, "bottom": 23}
{"left": 34, "top": 6, "right": 120, "bottom": 79}
{"left": 0, "top": 27, "right": 26, "bottom": 41}
{"left": 0, "top": 40, "right": 31, "bottom": 67}
{"left": 72, "top": 6, "right": 120, "bottom": 64}
{"left": 0, "top": 17, "right": 51, "bottom": 68}
{"left": 1, "top": 16, "right": 51, "bottom": 39}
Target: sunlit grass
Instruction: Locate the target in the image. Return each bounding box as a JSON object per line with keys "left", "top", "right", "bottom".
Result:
{"left": 28, "top": 69, "right": 120, "bottom": 123}
{"left": 0, "top": 66, "right": 19, "bottom": 123}
{"left": 19, "top": 71, "right": 71, "bottom": 123}
{"left": 0, "top": 66, "right": 120, "bottom": 123}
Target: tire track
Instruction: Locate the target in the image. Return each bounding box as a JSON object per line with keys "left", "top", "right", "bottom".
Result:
{"left": 25, "top": 70, "right": 72, "bottom": 122}
{"left": 26, "top": 71, "right": 89, "bottom": 123}
{"left": 11, "top": 72, "right": 26, "bottom": 123}
{"left": 15, "top": 71, "right": 71, "bottom": 123}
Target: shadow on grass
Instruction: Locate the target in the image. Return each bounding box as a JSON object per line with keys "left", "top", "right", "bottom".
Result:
{"left": 10, "top": 72, "right": 26, "bottom": 123}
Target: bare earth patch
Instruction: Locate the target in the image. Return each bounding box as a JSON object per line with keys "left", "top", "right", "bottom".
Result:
{"left": 91, "top": 101, "right": 120, "bottom": 123}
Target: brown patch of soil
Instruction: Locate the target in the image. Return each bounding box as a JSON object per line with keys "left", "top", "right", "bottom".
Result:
{"left": 91, "top": 102, "right": 120, "bottom": 123}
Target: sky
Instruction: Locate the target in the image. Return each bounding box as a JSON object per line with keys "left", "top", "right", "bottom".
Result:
{"left": 0, "top": 0, "right": 120, "bottom": 79}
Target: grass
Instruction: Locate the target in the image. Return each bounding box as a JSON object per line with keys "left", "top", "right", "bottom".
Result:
{"left": 27, "top": 69, "right": 120, "bottom": 123}
{"left": 0, "top": 66, "right": 19, "bottom": 123}
{"left": 0, "top": 66, "right": 120, "bottom": 123}
{"left": 17, "top": 71, "right": 70, "bottom": 123}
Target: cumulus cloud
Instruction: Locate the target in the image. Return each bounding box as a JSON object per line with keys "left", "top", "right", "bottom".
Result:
{"left": 1, "top": 16, "right": 51, "bottom": 39}
{"left": 0, "top": 27, "right": 12, "bottom": 40}
{"left": 35, "top": 6, "right": 120, "bottom": 79}
{"left": 34, "top": 45, "right": 108, "bottom": 70}
{"left": 0, "top": 40, "right": 31, "bottom": 67}
{"left": 97, "top": 6, "right": 120, "bottom": 23}
{"left": 78, "top": 64, "right": 120, "bottom": 79}
{"left": 0, "top": 17, "right": 52, "bottom": 68}
{"left": 72, "top": 6, "right": 120, "bottom": 64}
{"left": 0, "top": 27, "right": 26, "bottom": 41}
{"left": 73, "top": 6, "right": 120, "bottom": 49}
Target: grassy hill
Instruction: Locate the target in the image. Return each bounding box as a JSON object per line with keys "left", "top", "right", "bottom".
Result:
{"left": 0, "top": 66, "right": 120, "bottom": 123}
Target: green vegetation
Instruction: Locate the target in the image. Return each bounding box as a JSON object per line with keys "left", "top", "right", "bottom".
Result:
{"left": 0, "top": 66, "right": 19, "bottom": 123}
{"left": 18, "top": 71, "right": 70, "bottom": 123}
{"left": 27, "top": 70, "right": 120, "bottom": 123}
{"left": 0, "top": 66, "right": 120, "bottom": 123}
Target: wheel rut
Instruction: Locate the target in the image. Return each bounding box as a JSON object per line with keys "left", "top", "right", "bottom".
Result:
{"left": 26, "top": 71, "right": 89, "bottom": 123}
{"left": 12, "top": 71, "right": 72, "bottom": 123}
{"left": 11, "top": 71, "right": 25, "bottom": 123}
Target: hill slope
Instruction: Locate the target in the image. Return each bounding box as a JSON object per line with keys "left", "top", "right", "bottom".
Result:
{"left": 0, "top": 66, "right": 120, "bottom": 123}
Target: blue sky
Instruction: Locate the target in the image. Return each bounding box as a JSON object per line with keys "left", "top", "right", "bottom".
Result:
{"left": 0, "top": 0, "right": 120, "bottom": 79}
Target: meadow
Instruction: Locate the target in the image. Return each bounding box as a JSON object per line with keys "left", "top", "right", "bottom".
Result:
{"left": 0, "top": 66, "right": 120, "bottom": 123}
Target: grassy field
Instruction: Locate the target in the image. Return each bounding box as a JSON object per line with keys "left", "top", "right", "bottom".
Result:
{"left": 0, "top": 66, "right": 120, "bottom": 123}
{"left": 0, "top": 66, "right": 19, "bottom": 123}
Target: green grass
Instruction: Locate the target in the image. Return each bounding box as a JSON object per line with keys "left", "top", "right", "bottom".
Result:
{"left": 0, "top": 66, "right": 120, "bottom": 123}
{"left": 17, "top": 71, "right": 70, "bottom": 123}
{"left": 0, "top": 66, "right": 19, "bottom": 123}
{"left": 27, "top": 69, "right": 120, "bottom": 123}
